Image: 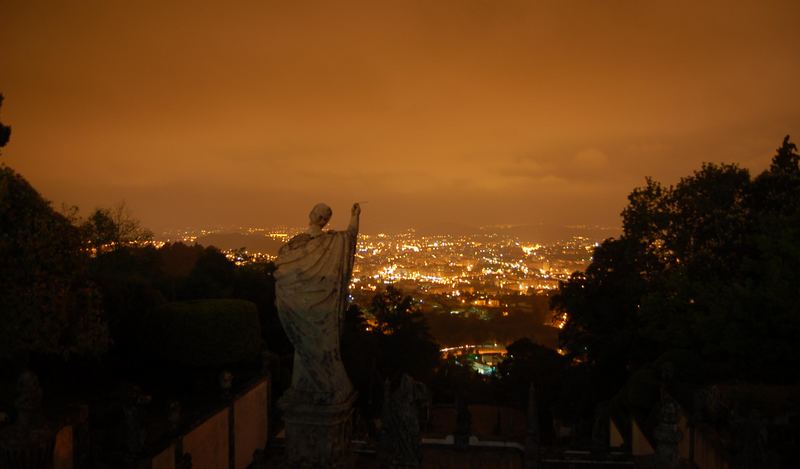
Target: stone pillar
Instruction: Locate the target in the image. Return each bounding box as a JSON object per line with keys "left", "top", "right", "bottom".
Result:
{"left": 654, "top": 394, "right": 682, "bottom": 469}
{"left": 524, "top": 383, "right": 540, "bottom": 469}
{"left": 279, "top": 392, "right": 356, "bottom": 469}
{"left": 453, "top": 395, "right": 471, "bottom": 450}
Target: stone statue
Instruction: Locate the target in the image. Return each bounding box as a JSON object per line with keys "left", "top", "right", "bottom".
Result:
{"left": 653, "top": 394, "right": 682, "bottom": 469}
{"left": 378, "top": 374, "right": 429, "bottom": 468}
{"left": 275, "top": 202, "right": 361, "bottom": 468}
{"left": 276, "top": 202, "right": 360, "bottom": 406}
{"left": 123, "top": 385, "right": 152, "bottom": 462}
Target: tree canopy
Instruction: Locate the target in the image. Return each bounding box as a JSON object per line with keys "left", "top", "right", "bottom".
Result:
{"left": 552, "top": 136, "right": 800, "bottom": 396}
{"left": 0, "top": 94, "right": 11, "bottom": 151}
{"left": 341, "top": 285, "right": 441, "bottom": 419}
{"left": 78, "top": 203, "right": 153, "bottom": 253}
{"left": 0, "top": 166, "right": 109, "bottom": 362}
{"left": 368, "top": 285, "right": 441, "bottom": 381}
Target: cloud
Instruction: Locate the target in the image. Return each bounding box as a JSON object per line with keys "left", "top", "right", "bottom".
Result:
{"left": 2, "top": 0, "right": 799, "bottom": 233}
{"left": 495, "top": 156, "right": 547, "bottom": 179}
{"left": 572, "top": 148, "right": 609, "bottom": 170}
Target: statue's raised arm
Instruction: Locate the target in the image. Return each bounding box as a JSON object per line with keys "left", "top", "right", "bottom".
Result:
{"left": 348, "top": 202, "right": 361, "bottom": 234}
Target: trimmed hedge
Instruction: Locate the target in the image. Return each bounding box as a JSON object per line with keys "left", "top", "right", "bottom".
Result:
{"left": 140, "top": 299, "right": 263, "bottom": 367}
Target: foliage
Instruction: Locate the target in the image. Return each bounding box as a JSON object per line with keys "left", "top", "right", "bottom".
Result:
{"left": 232, "top": 261, "right": 287, "bottom": 354}
{"left": 181, "top": 245, "right": 236, "bottom": 298}
{"left": 342, "top": 286, "right": 441, "bottom": 418}
{"left": 0, "top": 166, "right": 109, "bottom": 362}
{"left": 87, "top": 242, "right": 286, "bottom": 357}
{"left": 341, "top": 304, "right": 381, "bottom": 412}
{"left": 138, "top": 299, "right": 263, "bottom": 367}
{"left": 553, "top": 236, "right": 657, "bottom": 396}
{"left": 0, "top": 94, "right": 10, "bottom": 151}
{"left": 496, "top": 338, "right": 566, "bottom": 439}
{"left": 368, "top": 285, "right": 442, "bottom": 382}
{"left": 552, "top": 136, "right": 800, "bottom": 402}
{"left": 88, "top": 245, "right": 166, "bottom": 348}
{"left": 79, "top": 202, "right": 153, "bottom": 252}
{"left": 428, "top": 358, "right": 496, "bottom": 405}
{"left": 497, "top": 338, "right": 566, "bottom": 403}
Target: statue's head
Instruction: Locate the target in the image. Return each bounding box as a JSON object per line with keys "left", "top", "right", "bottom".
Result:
{"left": 309, "top": 203, "right": 333, "bottom": 229}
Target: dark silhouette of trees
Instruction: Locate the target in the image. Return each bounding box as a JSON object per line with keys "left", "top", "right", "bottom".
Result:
{"left": 0, "top": 166, "right": 109, "bottom": 363}
{"left": 87, "top": 241, "right": 287, "bottom": 360}
{"left": 87, "top": 245, "right": 167, "bottom": 358}
{"left": 341, "top": 304, "right": 381, "bottom": 416}
{"left": 79, "top": 203, "right": 153, "bottom": 253}
{"left": 0, "top": 94, "right": 10, "bottom": 151}
{"left": 552, "top": 236, "right": 656, "bottom": 397}
{"left": 496, "top": 338, "right": 566, "bottom": 440}
{"left": 182, "top": 246, "right": 236, "bottom": 298}
{"left": 768, "top": 135, "right": 800, "bottom": 175}
{"left": 552, "top": 136, "right": 800, "bottom": 404}
{"left": 368, "top": 285, "right": 441, "bottom": 382}
{"left": 232, "top": 261, "right": 286, "bottom": 354}
{"left": 498, "top": 338, "right": 565, "bottom": 400}
{"left": 341, "top": 286, "right": 441, "bottom": 423}
{"left": 138, "top": 299, "right": 264, "bottom": 368}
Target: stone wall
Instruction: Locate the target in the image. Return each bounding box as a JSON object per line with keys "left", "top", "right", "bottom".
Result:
{"left": 173, "top": 376, "right": 270, "bottom": 469}
{"left": 183, "top": 408, "right": 230, "bottom": 469}
{"left": 46, "top": 375, "right": 270, "bottom": 469}
{"left": 631, "top": 419, "right": 653, "bottom": 456}
{"left": 691, "top": 426, "right": 730, "bottom": 469}
{"left": 151, "top": 443, "right": 176, "bottom": 469}
{"left": 623, "top": 398, "right": 731, "bottom": 469}
{"left": 422, "top": 445, "right": 523, "bottom": 469}
{"left": 53, "top": 425, "right": 73, "bottom": 469}
{"left": 233, "top": 379, "right": 268, "bottom": 469}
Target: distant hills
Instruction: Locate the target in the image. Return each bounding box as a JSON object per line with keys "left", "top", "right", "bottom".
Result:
{"left": 194, "top": 232, "right": 285, "bottom": 255}
{"left": 397, "top": 223, "right": 619, "bottom": 243}
{"left": 187, "top": 223, "right": 619, "bottom": 251}
{"left": 487, "top": 224, "right": 619, "bottom": 243}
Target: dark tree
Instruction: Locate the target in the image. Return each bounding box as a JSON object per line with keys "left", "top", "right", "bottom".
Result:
{"left": 0, "top": 167, "right": 109, "bottom": 363}
{"left": 181, "top": 246, "right": 237, "bottom": 299}
{"left": 88, "top": 245, "right": 166, "bottom": 350}
{"left": 768, "top": 135, "right": 800, "bottom": 175}
{"left": 341, "top": 288, "right": 440, "bottom": 423}
{"left": 80, "top": 203, "right": 153, "bottom": 252}
{"left": 0, "top": 94, "right": 11, "bottom": 150}
{"left": 368, "top": 285, "right": 441, "bottom": 382}
{"left": 341, "top": 304, "right": 380, "bottom": 415}
{"left": 496, "top": 338, "right": 566, "bottom": 441}
{"left": 232, "top": 261, "right": 288, "bottom": 354}
{"left": 552, "top": 136, "right": 800, "bottom": 399}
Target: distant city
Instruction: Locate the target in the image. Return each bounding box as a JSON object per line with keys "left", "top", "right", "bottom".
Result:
{"left": 156, "top": 226, "right": 602, "bottom": 290}
{"left": 152, "top": 226, "right": 608, "bottom": 346}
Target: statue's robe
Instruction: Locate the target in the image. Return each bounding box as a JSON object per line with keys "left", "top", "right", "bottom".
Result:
{"left": 379, "top": 374, "right": 428, "bottom": 466}
{"left": 275, "top": 228, "right": 357, "bottom": 405}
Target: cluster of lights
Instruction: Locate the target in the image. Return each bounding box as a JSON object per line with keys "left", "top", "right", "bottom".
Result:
{"left": 157, "top": 227, "right": 597, "bottom": 300}
{"left": 351, "top": 232, "right": 595, "bottom": 298}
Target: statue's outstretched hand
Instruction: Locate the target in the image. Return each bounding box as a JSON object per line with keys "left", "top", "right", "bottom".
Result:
{"left": 352, "top": 203, "right": 361, "bottom": 217}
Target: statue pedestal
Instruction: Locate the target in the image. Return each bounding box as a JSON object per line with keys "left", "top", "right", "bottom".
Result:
{"left": 279, "top": 392, "right": 356, "bottom": 469}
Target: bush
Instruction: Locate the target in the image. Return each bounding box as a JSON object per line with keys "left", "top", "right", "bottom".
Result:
{"left": 139, "top": 299, "right": 263, "bottom": 368}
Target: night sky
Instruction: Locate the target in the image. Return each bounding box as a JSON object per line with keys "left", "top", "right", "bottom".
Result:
{"left": 2, "top": 1, "right": 799, "bottom": 234}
